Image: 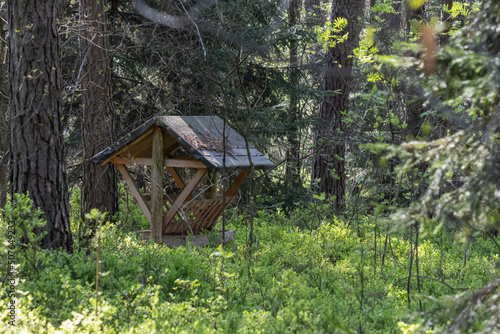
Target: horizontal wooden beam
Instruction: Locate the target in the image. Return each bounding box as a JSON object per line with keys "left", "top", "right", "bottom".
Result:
{"left": 170, "top": 155, "right": 197, "bottom": 161}
{"left": 110, "top": 157, "right": 207, "bottom": 169}
{"left": 111, "top": 157, "right": 151, "bottom": 165}
{"left": 165, "top": 159, "right": 207, "bottom": 168}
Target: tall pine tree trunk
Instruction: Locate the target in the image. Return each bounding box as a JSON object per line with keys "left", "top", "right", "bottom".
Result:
{"left": 80, "top": 0, "right": 118, "bottom": 230}
{"left": 312, "top": 0, "right": 363, "bottom": 210}
{"left": 8, "top": 0, "right": 72, "bottom": 250}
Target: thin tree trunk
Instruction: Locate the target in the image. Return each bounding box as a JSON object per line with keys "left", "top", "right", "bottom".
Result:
{"left": 284, "top": 0, "right": 302, "bottom": 186}
{"left": 312, "top": 0, "right": 364, "bottom": 210}
{"left": 415, "top": 222, "right": 423, "bottom": 312}
{"left": 8, "top": 0, "right": 72, "bottom": 251}
{"left": 406, "top": 3, "right": 426, "bottom": 140}
{"left": 407, "top": 224, "right": 414, "bottom": 307}
{"left": 374, "top": 223, "right": 377, "bottom": 276}
{"left": 222, "top": 118, "right": 227, "bottom": 246}
{"left": 150, "top": 127, "right": 164, "bottom": 244}
{"left": 80, "top": 0, "right": 118, "bottom": 231}
{"left": 0, "top": 7, "right": 9, "bottom": 209}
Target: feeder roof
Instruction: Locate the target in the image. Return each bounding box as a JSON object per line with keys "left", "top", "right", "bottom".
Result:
{"left": 91, "top": 116, "right": 274, "bottom": 171}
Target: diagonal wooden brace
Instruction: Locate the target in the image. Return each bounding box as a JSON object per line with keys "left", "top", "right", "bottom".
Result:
{"left": 225, "top": 170, "right": 250, "bottom": 197}
{"left": 166, "top": 166, "right": 193, "bottom": 201}
{"left": 162, "top": 168, "right": 207, "bottom": 233}
{"left": 116, "top": 164, "right": 152, "bottom": 223}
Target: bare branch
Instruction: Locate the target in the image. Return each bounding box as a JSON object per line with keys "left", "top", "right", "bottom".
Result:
{"left": 131, "top": 0, "right": 291, "bottom": 56}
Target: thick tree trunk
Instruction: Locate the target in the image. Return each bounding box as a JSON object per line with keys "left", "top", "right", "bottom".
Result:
{"left": 8, "top": 0, "right": 73, "bottom": 250}
{"left": 80, "top": 0, "right": 118, "bottom": 230}
{"left": 312, "top": 0, "right": 364, "bottom": 209}
{"left": 285, "top": 0, "right": 302, "bottom": 186}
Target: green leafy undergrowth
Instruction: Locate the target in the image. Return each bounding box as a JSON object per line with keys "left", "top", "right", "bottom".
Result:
{"left": 0, "top": 207, "right": 498, "bottom": 333}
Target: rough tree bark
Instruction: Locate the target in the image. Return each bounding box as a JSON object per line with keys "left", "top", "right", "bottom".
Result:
{"left": 80, "top": 0, "right": 118, "bottom": 231}
{"left": 7, "top": 0, "right": 73, "bottom": 250}
{"left": 312, "top": 0, "right": 364, "bottom": 209}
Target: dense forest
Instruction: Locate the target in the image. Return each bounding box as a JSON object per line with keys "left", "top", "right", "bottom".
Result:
{"left": 0, "top": 0, "right": 499, "bottom": 332}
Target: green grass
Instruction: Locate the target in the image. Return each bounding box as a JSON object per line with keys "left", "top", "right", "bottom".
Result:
{"left": 0, "top": 206, "right": 498, "bottom": 333}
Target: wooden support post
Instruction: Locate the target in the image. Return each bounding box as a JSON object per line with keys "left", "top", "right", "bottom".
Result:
{"left": 110, "top": 157, "right": 206, "bottom": 168}
{"left": 226, "top": 170, "right": 250, "bottom": 197}
{"left": 150, "top": 127, "right": 164, "bottom": 244}
{"left": 116, "top": 164, "right": 151, "bottom": 223}
{"left": 110, "top": 157, "right": 151, "bottom": 165}
{"left": 164, "top": 159, "right": 207, "bottom": 168}
{"left": 162, "top": 168, "right": 207, "bottom": 233}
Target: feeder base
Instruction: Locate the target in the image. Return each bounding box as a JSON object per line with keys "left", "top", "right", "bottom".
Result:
{"left": 137, "top": 230, "right": 235, "bottom": 248}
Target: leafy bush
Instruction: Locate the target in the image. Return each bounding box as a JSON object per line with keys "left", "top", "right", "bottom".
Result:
{"left": 0, "top": 196, "right": 498, "bottom": 333}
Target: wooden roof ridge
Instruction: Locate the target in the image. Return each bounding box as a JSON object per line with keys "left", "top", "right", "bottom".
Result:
{"left": 91, "top": 115, "right": 274, "bottom": 171}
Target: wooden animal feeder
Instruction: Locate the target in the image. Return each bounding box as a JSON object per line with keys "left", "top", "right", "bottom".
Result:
{"left": 92, "top": 116, "right": 274, "bottom": 246}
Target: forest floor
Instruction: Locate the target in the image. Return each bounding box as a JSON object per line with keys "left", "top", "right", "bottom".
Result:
{"left": 1, "top": 205, "right": 499, "bottom": 333}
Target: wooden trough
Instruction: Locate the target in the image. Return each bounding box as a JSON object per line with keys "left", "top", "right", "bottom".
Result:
{"left": 92, "top": 116, "right": 273, "bottom": 246}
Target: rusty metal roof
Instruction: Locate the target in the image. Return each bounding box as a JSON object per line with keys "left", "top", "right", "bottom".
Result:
{"left": 91, "top": 116, "right": 274, "bottom": 170}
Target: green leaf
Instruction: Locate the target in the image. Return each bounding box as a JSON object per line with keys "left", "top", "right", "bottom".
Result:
{"left": 313, "top": 192, "right": 326, "bottom": 201}
{"left": 408, "top": 0, "right": 426, "bottom": 10}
